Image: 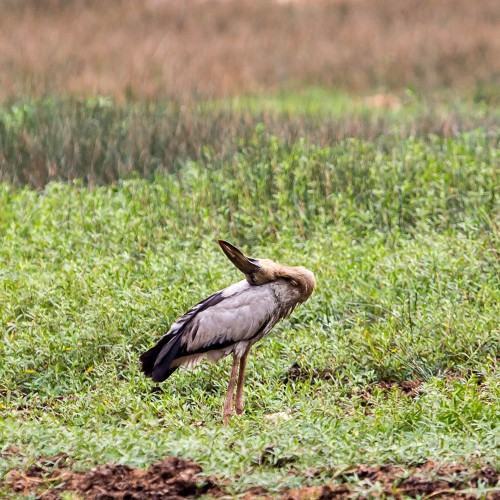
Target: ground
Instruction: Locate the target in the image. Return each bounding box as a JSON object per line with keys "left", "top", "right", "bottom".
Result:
{"left": 3, "top": 453, "right": 499, "bottom": 498}
{"left": 0, "top": 2, "right": 499, "bottom": 497}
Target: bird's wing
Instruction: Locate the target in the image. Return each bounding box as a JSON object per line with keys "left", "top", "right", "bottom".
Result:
{"left": 179, "top": 281, "right": 278, "bottom": 355}
{"left": 141, "top": 280, "right": 279, "bottom": 382}
{"left": 139, "top": 286, "right": 227, "bottom": 379}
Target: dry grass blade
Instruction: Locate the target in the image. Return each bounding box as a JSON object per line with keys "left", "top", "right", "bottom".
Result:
{"left": 0, "top": 0, "right": 498, "bottom": 99}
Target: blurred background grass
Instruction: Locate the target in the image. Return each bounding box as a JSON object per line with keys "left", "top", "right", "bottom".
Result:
{"left": 0, "top": 0, "right": 498, "bottom": 187}
{"left": 1, "top": 95, "right": 498, "bottom": 187}
{"left": 0, "top": 0, "right": 499, "bottom": 101}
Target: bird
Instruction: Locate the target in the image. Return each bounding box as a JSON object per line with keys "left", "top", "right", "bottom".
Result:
{"left": 140, "top": 240, "right": 316, "bottom": 424}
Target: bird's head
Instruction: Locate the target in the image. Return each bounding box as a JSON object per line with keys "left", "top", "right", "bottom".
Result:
{"left": 218, "top": 240, "right": 316, "bottom": 301}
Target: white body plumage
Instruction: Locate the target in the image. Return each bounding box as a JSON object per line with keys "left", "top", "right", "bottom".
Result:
{"left": 171, "top": 278, "right": 304, "bottom": 369}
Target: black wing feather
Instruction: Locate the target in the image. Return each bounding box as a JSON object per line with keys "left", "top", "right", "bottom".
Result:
{"left": 139, "top": 331, "right": 176, "bottom": 378}
{"left": 139, "top": 290, "right": 225, "bottom": 382}
{"left": 151, "top": 334, "right": 184, "bottom": 382}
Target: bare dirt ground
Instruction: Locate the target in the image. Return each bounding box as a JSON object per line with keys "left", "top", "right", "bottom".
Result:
{"left": 3, "top": 453, "right": 498, "bottom": 499}
{"left": 4, "top": 455, "right": 221, "bottom": 499}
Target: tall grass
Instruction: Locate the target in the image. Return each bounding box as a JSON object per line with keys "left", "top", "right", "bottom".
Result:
{"left": 0, "top": 0, "right": 499, "bottom": 99}
{"left": 0, "top": 96, "right": 498, "bottom": 188}
{"left": 0, "top": 157, "right": 498, "bottom": 491}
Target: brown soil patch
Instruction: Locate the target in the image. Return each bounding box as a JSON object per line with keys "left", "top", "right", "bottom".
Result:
{"left": 284, "top": 364, "right": 424, "bottom": 399}
{"left": 335, "top": 462, "right": 499, "bottom": 499}
{"left": 284, "top": 463, "right": 499, "bottom": 499}
{"left": 2, "top": 455, "right": 498, "bottom": 499}
{"left": 4, "top": 455, "right": 222, "bottom": 499}
{"left": 357, "top": 380, "right": 424, "bottom": 413}
{"left": 374, "top": 380, "right": 424, "bottom": 398}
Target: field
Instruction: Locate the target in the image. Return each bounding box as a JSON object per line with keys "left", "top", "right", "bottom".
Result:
{"left": 1, "top": 0, "right": 499, "bottom": 100}
{"left": 1, "top": 98, "right": 499, "bottom": 496}
{"left": 0, "top": 0, "right": 499, "bottom": 498}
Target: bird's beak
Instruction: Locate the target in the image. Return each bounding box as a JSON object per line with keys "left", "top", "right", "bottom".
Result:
{"left": 218, "top": 240, "right": 261, "bottom": 275}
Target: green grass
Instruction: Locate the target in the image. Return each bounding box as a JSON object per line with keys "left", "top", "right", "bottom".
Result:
{"left": 0, "top": 118, "right": 499, "bottom": 494}
{"left": 0, "top": 94, "right": 498, "bottom": 188}
{"left": 208, "top": 87, "right": 359, "bottom": 115}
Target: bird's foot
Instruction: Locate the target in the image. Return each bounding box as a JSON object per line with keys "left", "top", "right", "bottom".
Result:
{"left": 235, "top": 400, "right": 244, "bottom": 415}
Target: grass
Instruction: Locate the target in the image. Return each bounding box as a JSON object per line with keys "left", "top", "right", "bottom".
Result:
{"left": 1, "top": 0, "right": 498, "bottom": 493}
{"left": 0, "top": 94, "right": 498, "bottom": 188}
{"left": 1, "top": 0, "right": 499, "bottom": 100}
{"left": 0, "top": 116, "right": 498, "bottom": 493}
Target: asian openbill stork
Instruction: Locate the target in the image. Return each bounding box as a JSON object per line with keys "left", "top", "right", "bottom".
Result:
{"left": 140, "top": 240, "right": 316, "bottom": 424}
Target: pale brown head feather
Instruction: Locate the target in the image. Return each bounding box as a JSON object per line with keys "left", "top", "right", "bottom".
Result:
{"left": 218, "top": 241, "right": 316, "bottom": 302}
{"left": 256, "top": 259, "right": 316, "bottom": 302}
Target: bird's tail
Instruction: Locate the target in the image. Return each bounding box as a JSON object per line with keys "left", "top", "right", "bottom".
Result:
{"left": 139, "top": 336, "right": 170, "bottom": 378}
{"left": 139, "top": 332, "right": 183, "bottom": 382}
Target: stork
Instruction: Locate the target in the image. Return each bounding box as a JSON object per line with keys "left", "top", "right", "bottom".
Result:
{"left": 140, "top": 240, "right": 316, "bottom": 424}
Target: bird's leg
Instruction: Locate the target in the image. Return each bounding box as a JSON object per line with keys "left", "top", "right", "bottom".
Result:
{"left": 223, "top": 354, "right": 240, "bottom": 425}
{"left": 235, "top": 350, "right": 249, "bottom": 415}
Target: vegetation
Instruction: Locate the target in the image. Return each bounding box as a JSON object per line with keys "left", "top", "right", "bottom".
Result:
{"left": 0, "top": 0, "right": 499, "bottom": 100}
{"left": 0, "top": 94, "right": 498, "bottom": 187}
{"left": 0, "top": 1, "right": 498, "bottom": 495}
{"left": 0, "top": 119, "right": 498, "bottom": 493}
